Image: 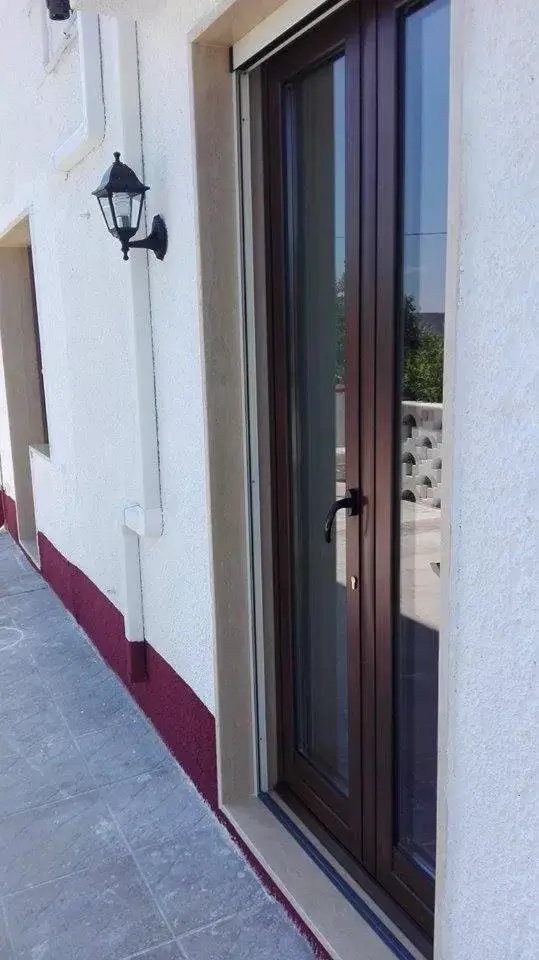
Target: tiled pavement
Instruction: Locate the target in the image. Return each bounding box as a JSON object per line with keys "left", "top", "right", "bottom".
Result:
{"left": 0, "top": 531, "right": 316, "bottom": 960}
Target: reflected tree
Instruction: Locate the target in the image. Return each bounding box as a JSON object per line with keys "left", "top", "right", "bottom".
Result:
{"left": 334, "top": 285, "right": 443, "bottom": 403}
{"left": 335, "top": 273, "right": 345, "bottom": 385}
{"left": 402, "top": 294, "right": 444, "bottom": 403}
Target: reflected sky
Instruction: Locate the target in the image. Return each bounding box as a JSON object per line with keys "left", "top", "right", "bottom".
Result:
{"left": 334, "top": 0, "right": 450, "bottom": 314}
{"left": 403, "top": 0, "right": 450, "bottom": 313}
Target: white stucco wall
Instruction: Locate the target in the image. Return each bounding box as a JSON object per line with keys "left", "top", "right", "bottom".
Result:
{"left": 0, "top": 3, "right": 142, "bottom": 607}
{"left": 133, "top": 1, "right": 219, "bottom": 707}
{"left": 437, "top": 1, "right": 539, "bottom": 958}
{"left": 0, "top": 0, "right": 227, "bottom": 708}
{"left": 0, "top": 0, "right": 283, "bottom": 713}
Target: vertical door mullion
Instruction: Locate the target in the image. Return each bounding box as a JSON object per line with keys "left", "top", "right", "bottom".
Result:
{"left": 374, "top": 0, "right": 437, "bottom": 941}
{"left": 374, "top": 0, "right": 398, "bottom": 892}
{"left": 265, "top": 6, "right": 369, "bottom": 846}
{"left": 263, "top": 64, "right": 296, "bottom": 786}
{"left": 344, "top": 1, "right": 364, "bottom": 860}
{"left": 357, "top": 0, "right": 379, "bottom": 874}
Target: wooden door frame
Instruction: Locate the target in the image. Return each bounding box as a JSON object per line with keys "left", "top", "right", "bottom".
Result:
{"left": 261, "top": 0, "right": 442, "bottom": 949}
{"left": 262, "top": 0, "right": 365, "bottom": 860}
{"left": 375, "top": 0, "right": 436, "bottom": 933}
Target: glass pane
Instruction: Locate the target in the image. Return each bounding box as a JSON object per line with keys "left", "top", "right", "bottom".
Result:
{"left": 131, "top": 193, "right": 144, "bottom": 232}
{"left": 112, "top": 192, "right": 133, "bottom": 231}
{"left": 396, "top": 0, "right": 450, "bottom": 876}
{"left": 285, "top": 55, "right": 349, "bottom": 795}
{"left": 98, "top": 196, "right": 116, "bottom": 234}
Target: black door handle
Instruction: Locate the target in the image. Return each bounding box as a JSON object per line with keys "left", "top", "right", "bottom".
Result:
{"left": 324, "top": 488, "right": 360, "bottom": 543}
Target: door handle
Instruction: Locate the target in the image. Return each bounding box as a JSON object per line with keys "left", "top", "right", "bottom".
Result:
{"left": 324, "top": 488, "right": 360, "bottom": 543}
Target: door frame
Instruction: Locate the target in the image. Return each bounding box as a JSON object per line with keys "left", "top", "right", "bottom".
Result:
{"left": 262, "top": 0, "right": 366, "bottom": 861}
{"left": 188, "top": 0, "right": 461, "bottom": 955}
{"left": 255, "top": 0, "right": 446, "bottom": 945}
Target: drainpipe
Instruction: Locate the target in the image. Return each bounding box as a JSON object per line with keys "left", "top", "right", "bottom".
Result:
{"left": 121, "top": 525, "right": 147, "bottom": 681}
{"left": 115, "top": 17, "right": 163, "bottom": 680}
{"left": 54, "top": 12, "right": 105, "bottom": 172}
{"left": 116, "top": 17, "right": 162, "bottom": 540}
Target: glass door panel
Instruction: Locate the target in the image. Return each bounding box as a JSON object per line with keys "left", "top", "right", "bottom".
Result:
{"left": 261, "top": 0, "right": 449, "bottom": 945}
{"left": 396, "top": 0, "right": 450, "bottom": 878}
{"left": 265, "top": 3, "right": 363, "bottom": 852}
{"left": 284, "top": 55, "right": 349, "bottom": 795}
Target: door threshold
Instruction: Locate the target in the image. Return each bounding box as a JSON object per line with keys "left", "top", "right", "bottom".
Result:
{"left": 269, "top": 786, "right": 432, "bottom": 958}
{"left": 221, "top": 795, "right": 424, "bottom": 960}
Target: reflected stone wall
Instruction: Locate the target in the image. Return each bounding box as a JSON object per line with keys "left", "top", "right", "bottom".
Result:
{"left": 334, "top": 391, "right": 442, "bottom": 504}
{"left": 401, "top": 401, "right": 443, "bottom": 507}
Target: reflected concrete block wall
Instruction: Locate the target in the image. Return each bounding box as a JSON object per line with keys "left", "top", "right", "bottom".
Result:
{"left": 335, "top": 390, "right": 443, "bottom": 506}
{"left": 401, "top": 401, "right": 443, "bottom": 508}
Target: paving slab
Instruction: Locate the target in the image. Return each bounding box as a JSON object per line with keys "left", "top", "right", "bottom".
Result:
{"left": 0, "top": 530, "right": 316, "bottom": 959}
{"left": 0, "top": 734, "right": 94, "bottom": 818}
{"left": 134, "top": 818, "right": 268, "bottom": 938}
{"left": 0, "top": 540, "right": 45, "bottom": 599}
{"left": 5, "top": 856, "right": 170, "bottom": 960}
{"left": 100, "top": 761, "right": 212, "bottom": 850}
{"left": 180, "top": 901, "right": 317, "bottom": 960}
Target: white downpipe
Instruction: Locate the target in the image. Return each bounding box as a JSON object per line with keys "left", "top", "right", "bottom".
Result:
{"left": 115, "top": 17, "right": 163, "bottom": 651}
{"left": 116, "top": 16, "right": 162, "bottom": 539}
{"left": 122, "top": 526, "right": 144, "bottom": 644}
{"left": 54, "top": 13, "right": 105, "bottom": 172}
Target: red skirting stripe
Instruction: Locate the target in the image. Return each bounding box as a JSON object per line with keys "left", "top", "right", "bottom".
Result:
{"left": 37, "top": 531, "right": 218, "bottom": 809}
{"left": 1, "top": 492, "right": 18, "bottom": 541}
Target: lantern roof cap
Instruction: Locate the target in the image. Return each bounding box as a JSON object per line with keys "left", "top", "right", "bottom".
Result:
{"left": 92, "top": 152, "right": 149, "bottom": 198}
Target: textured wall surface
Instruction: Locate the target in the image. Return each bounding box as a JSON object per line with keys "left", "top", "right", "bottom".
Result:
{"left": 0, "top": 2, "right": 135, "bottom": 608}
{"left": 0, "top": 0, "right": 287, "bottom": 712}
{"left": 0, "top": 0, "right": 227, "bottom": 710}
{"left": 438, "top": 1, "right": 539, "bottom": 958}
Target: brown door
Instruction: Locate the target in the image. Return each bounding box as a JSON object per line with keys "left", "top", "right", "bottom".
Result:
{"left": 263, "top": 0, "right": 449, "bottom": 948}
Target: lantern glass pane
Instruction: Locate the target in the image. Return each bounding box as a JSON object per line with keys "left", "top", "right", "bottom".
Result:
{"left": 131, "top": 193, "right": 144, "bottom": 233}
{"left": 111, "top": 192, "right": 134, "bottom": 232}
{"left": 98, "top": 196, "right": 116, "bottom": 234}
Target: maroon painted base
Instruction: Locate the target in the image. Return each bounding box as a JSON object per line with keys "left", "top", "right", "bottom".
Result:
{"left": 37, "top": 531, "right": 219, "bottom": 809}
{"left": 127, "top": 639, "right": 148, "bottom": 683}
{"left": 4, "top": 526, "right": 329, "bottom": 958}
{"left": 1, "top": 491, "right": 18, "bottom": 541}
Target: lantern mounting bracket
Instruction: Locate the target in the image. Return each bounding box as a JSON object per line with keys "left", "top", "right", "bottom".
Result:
{"left": 123, "top": 215, "right": 168, "bottom": 261}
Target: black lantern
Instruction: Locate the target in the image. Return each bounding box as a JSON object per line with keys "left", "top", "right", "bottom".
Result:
{"left": 92, "top": 153, "right": 168, "bottom": 262}
{"left": 46, "top": 0, "right": 72, "bottom": 20}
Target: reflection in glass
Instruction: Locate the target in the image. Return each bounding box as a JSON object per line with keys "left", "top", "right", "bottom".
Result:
{"left": 396, "top": 0, "right": 449, "bottom": 875}
{"left": 285, "top": 55, "right": 349, "bottom": 794}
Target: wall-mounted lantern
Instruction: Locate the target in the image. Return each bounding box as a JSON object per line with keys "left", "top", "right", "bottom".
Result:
{"left": 46, "top": 0, "right": 72, "bottom": 20}
{"left": 92, "top": 153, "right": 168, "bottom": 262}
